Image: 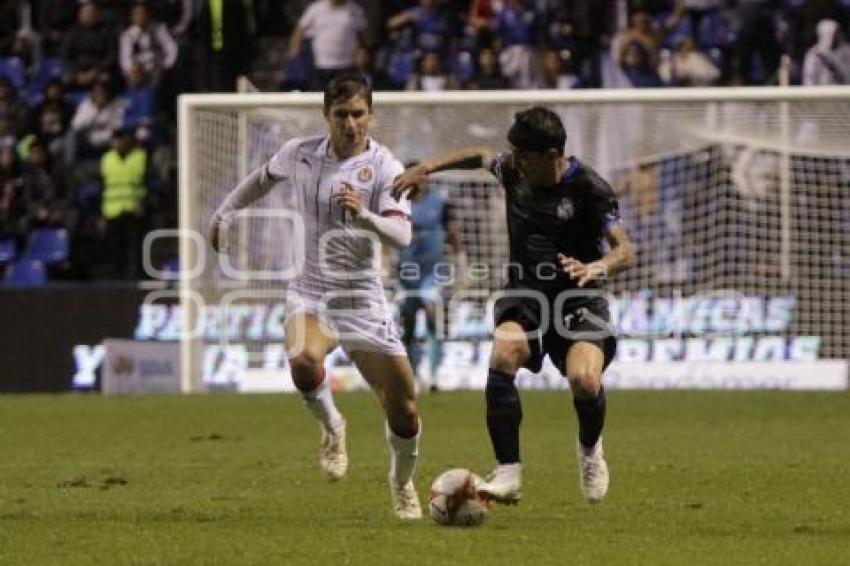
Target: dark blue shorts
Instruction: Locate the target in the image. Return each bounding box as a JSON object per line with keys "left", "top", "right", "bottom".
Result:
{"left": 494, "top": 293, "right": 617, "bottom": 376}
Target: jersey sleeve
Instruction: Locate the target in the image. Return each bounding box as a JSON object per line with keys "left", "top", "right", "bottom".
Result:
{"left": 589, "top": 174, "right": 622, "bottom": 230}
{"left": 488, "top": 151, "right": 523, "bottom": 195}
{"left": 487, "top": 152, "right": 512, "bottom": 183}
{"left": 374, "top": 153, "right": 412, "bottom": 219}
{"left": 601, "top": 197, "right": 622, "bottom": 230}
{"left": 265, "top": 138, "right": 300, "bottom": 182}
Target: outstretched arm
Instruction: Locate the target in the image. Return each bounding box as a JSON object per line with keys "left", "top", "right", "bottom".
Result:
{"left": 208, "top": 165, "right": 278, "bottom": 252}
{"left": 391, "top": 146, "right": 496, "bottom": 200}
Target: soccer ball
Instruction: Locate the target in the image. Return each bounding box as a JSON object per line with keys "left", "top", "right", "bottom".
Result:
{"left": 428, "top": 468, "right": 489, "bottom": 527}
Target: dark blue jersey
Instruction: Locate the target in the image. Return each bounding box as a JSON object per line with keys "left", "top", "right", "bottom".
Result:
{"left": 489, "top": 153, "right": 621, "bottom": 292}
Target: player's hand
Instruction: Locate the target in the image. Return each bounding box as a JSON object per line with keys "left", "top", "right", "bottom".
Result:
{"left": 558, "top": 254, "right": 607, "bottom": 287}
{"left": 391, "top": 163, "right": 429, "bottom": 200}
{"left": 334, "top": 182, "right": 363, "bottom": 218}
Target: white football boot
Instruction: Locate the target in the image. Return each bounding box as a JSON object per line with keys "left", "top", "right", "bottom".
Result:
{"left": 476, "top": 462, "right": 522, "bottom": 504}
{"left": 577, "top": 438, "right": 609, "bottom": 502}
{"left": 319, "top": 419, "right": 348, "bottom": 480}
{"left": 390, "top": 479, "right": 422, "bottom": 520}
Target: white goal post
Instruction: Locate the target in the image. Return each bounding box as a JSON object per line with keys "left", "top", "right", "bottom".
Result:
{"left": 177, "top": 87, "right": 850, "bottom": 393}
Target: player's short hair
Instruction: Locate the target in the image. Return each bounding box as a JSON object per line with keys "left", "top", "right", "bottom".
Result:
{"left": 507, "top": 106, "right": 566, "bottom": 154}
{"left": 323, "top": 72, "right": 373, "bottom": 114}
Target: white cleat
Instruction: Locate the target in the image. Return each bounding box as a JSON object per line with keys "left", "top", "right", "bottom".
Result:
{"left": 577, "top": 438, "right": 609, "bottom": 502}
{"left": 476, "top": 463, "right": 522, "bottom": 505}
{"left": 319, "top": 420, "right": 348, "bottom": 480}
{"left": 390, "top": 479, "right": 422, "bottom": 520}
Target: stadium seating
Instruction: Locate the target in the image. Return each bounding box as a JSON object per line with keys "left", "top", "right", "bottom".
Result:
{"left": 23, "top": 58, "right": 66, "bottom": 107}
{"left": 24, "top": 228, "right": 70, "bottom": 264}
{"left": 0, "top": 57, "right": 25, "bottom": 91}
{"left": 0, "top": 238, "right": 15, "bottom": 263}
{"left": 4, "top": 259, "right": 47, "bottom": 286}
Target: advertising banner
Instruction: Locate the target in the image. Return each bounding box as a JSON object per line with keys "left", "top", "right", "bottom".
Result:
{"left": 102, "top": 339, "right": 182, "bottom": 395}
{"left": 2, "top": 288, "right": 845, "bottom": 392}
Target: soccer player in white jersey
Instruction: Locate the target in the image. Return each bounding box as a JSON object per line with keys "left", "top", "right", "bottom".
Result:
{"left": 208, "top": 73, "right": 422, "bottom": 519}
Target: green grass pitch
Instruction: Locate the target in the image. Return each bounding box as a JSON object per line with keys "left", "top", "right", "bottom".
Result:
{"left": 1, "top": 390, "right": 849, "bottom": 565}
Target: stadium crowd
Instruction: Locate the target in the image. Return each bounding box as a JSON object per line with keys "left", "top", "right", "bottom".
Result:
{"left": 0, "top": 0, "right": 848, "bottom": 283}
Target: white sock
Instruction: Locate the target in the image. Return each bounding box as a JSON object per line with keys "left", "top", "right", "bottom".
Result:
{"left": 496, "top": 462, "right": 522, "bottom": 478}
{"left": 301, "top": 378, "right": 343, "bottom": 432}
{"left": 386, "top": 420, "right": 420, "bottom": 487}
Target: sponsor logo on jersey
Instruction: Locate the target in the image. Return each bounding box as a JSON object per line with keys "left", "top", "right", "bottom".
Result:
{"left": 357, "top": 166, "right": 373, "bottom": 182}
{"left": 556, "top": 197, "right": 574, "bottom": 220}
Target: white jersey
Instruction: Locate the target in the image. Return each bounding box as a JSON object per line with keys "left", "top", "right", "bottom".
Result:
{"left": 265, "top": 135, "right": 410, "bottom": 300}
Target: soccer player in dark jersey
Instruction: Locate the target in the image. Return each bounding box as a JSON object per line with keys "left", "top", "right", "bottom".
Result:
{"left": 391, "top": 106, "right": 635, "bottom": 504}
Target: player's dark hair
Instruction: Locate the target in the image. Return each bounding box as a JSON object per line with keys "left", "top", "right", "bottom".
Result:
{"left": 507, "top": 106, "right": 566, "bottom": 154}
{"left": 323, "top": 72, "right": 373, "bottom": 114}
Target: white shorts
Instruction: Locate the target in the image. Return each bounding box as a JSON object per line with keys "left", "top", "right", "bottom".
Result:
{"left": 284, "top": 287, "right": 406, "bottom": 357}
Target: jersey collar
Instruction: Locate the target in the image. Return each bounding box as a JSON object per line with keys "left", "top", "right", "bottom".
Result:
{"left": 316, "top": 136, "right": 375, "bottom": 164}
{"left": 560, "top": 156, "right": 581, "bottom": 183}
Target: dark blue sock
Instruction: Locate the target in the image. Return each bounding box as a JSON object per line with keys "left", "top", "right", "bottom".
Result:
{"left": 485, "top": 368, "right": 522, "bottom": 464}
{"left": 573, "top": 386, "right": 606, "bottom": 449}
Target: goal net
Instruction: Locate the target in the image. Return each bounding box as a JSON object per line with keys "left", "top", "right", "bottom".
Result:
{"left": 177, "top": 88, "right": 850, "bottom": 392}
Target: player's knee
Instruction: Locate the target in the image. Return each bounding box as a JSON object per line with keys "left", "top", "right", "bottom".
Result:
{"left": 567, "top": 368, "right": 601, "bottom": 398}
{"left": 388, "top": 402, "right": 419, "bottom": 438}
{"left": 489, "top": 342, "right": 528, "bottom": 374}
{"left": 289, "top": 352, "right": 325, "bottom": 393}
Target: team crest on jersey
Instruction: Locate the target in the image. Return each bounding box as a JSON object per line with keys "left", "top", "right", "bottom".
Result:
{"left": 556, "top": 197, "right": 575, "bottom": 220}
{"left": 357, "top": 166, "right": 373, "bottom": 182}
